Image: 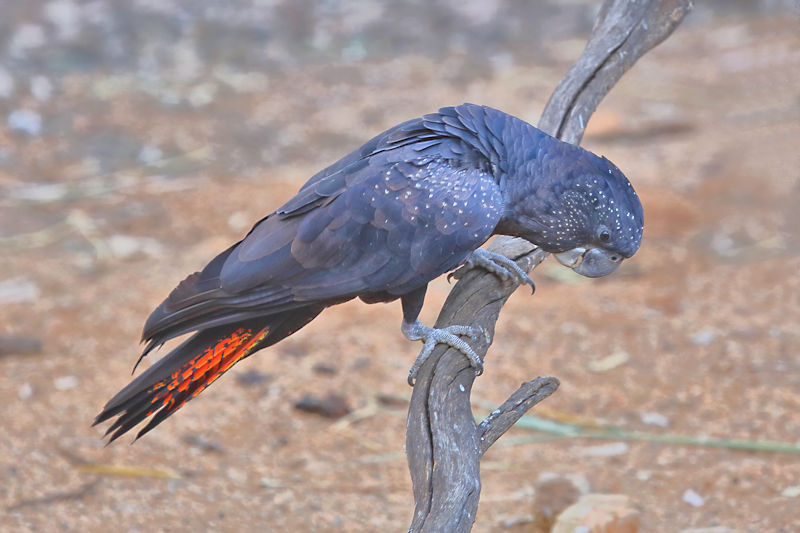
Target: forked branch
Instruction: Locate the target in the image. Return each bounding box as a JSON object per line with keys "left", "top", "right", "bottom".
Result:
{"left": 405, "top": 2, "right": 692, "bottom": 532}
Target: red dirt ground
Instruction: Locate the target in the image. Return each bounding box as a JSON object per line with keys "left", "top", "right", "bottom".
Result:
{"left": 2, "top": 6, "right": 799, "bottom": 532}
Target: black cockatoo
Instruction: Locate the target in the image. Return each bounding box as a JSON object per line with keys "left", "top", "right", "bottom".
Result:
{"left": 95, "top": 103, "right": 643, "bottom": 442}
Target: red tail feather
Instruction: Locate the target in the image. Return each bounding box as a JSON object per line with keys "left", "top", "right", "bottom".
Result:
{"left": 95, "top": 307, "right": 324, "bottom": 443}
{"left": 94, "top": 324, "right": 267, "bottom": 443}
{"left": 146, "top": 326, "right": 268, "bottom": 415}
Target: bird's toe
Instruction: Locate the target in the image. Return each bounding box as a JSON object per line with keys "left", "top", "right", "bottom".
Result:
{"left": 403, "top": 320, "right": 483, "bottom": 385}
{"left": 463, "top": 249, "right": 535, "bottom": 293}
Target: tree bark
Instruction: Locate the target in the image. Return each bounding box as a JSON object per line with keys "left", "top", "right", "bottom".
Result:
{"left": 406, "top": 2, "right": 692, "bottom": 531}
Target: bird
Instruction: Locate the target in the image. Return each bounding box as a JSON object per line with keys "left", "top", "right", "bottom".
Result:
{"left": 94, "top": 103, "right": 643, "bottom": 443}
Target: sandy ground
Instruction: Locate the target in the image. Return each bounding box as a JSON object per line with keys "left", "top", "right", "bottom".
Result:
{"left": 1, "top": 3, "right": 800, "bottom": 532}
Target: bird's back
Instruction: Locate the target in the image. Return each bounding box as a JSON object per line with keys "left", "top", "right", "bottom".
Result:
{"left": 142, "top": 104, "right": 516, "bottom": 350}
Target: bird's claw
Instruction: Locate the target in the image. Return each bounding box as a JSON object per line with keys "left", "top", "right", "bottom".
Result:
{"left": 402, "top": 321, "right": 483, "bottom": 386}
{"left": 457, "top": 249, "right": 535, "bottom": 293}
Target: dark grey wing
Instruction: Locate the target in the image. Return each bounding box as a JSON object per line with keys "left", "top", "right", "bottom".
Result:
{"left": 275, "top": 104, "right": 502, "bottom": 219}
{"left": 142, "top": 157, "right": 504, "bottom": 346}
{"left": 141, "top": 104, "right": 511, "bottom": 345}
{"left": 225, "top": 157, "right": 504, "bottom": 298}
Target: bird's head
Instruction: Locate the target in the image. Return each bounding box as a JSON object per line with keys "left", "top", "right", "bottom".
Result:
{"left": 508, "top": 149, "right": 643, "bottom": 278}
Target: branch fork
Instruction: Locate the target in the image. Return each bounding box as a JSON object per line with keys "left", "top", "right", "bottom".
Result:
{"left": 404, "top": 2, "right": 692, "bottom": 531}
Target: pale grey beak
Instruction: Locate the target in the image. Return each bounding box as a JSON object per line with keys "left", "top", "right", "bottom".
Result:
{"left": 553, "top": 248, "right": 586, "bottom": 268}
{"left": 554, "top": 247, "right": 622, "bottom": 278}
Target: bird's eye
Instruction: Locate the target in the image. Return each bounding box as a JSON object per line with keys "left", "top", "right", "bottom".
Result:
{"left": 599, "top": 230, "right": 610, "bottom": 242}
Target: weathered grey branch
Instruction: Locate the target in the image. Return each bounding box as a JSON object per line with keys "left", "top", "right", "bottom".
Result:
{"left": 406, "top": 1, "right": 692, "bottom": 532}
{"left": 540, "top": 0, "right": 694, "bottom": 145}
{"left": 476, "top": 376, "right": 560, "bottom": 456}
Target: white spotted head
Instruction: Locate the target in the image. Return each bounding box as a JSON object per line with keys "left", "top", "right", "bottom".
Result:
{"left": 549, "top": 155, "right": 643, "bottom": 277}
{"left": 505, "top": 147, "right": 643, "bottom": 278}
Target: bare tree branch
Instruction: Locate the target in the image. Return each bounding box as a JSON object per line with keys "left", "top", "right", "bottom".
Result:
{"left": 476, "top": 377, "right": 560, "bottom": 456}
{"left": 540, "top": 0, "right": 694, "bottom": 145}
{"left": 405, "top": 1, "right": 692, "bottom": 531}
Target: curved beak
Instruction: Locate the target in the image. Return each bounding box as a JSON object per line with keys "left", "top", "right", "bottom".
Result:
{"left": 554, "top": 247, "right": 622, "bottom": 278}
{"left": 553, "top": 248, "right": 585, "bottom": 268}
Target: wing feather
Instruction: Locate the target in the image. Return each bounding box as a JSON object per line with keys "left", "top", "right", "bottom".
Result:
{"left": 142, "top": 105, "right": 508, "bottom": 347}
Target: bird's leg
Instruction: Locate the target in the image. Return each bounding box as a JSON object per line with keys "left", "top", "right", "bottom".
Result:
{"left": 402, "top": 321, "right": 482, "bottom": 385}
{"left": 450, "top": 248, "right": 535, "bottom": 293}
{"left": 401, "top": 286, "right": 481, "bottom": 386}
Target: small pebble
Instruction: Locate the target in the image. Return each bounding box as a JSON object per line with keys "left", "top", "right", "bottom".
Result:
{"left": 341, "top": 39, "right": 366, "bottom": 62}
{"left": 0, "top": 278, "right": 40, "bottom": 304}
{"left": 10, "top": 24, "right": 46, "bottom": 57}
{"left": 681, "top": 526, "right": 739, "bottom": 533}
{"left": 188, "top": 82, "right": 217, "bottom": 107}
{"left": 0, "top": 336, "right": 43, "bottom": 356}
{"left": 294, "top": 393, "right": 351, "bottom": 419}
{"left": 780, "top": 485, "right": 800, "bottom": 498}
{"left": 0, "top": 67, "right": 14, "bottom": 98}
{"left": 710, "top": 233, "right": 736, "bottom": 257}
{"left": 18, "top": 382, "right": 34, "bottom": 400}
{"left": 30, "top": 76, "right": 53, "bottom": 102}
{"left": 44, "top": 0, "right": 82, "bottom": 40}
{"left": 641, "top": 412, "right": 670, "bottom": 428}
{"left": 183, "top": 434, "right": 224, "bottom": 453}
{"left": 376, "top": 393, "right": 407, "bottom": 408}
{"left": 106, "top": 235, "right": 164, "bottom": 260}
{"left": 235, "top": 369, "right": 272, "bottom": 386}
{"left": 690, "top": 329, "right": 715, "bottom": 346}
{"left": 577, "top": 442, "right": 629, "bottom": 457}
{"left": 312, "top": 363, "right": 337, "bottom": 375}
{"left": 114, "top": 502, "right": 142, "bottom": 515}
{"left": 551, "top": 493, "right": 640, "bottom": 533}
{"left": 587, "top": 350, "right": 629, "bottom": 373}
{"left": 8, "top": 109, "right": 43, "bottom": 136}
{"left": 213, "top": 69, "right": 269, "bottom": 93}
{"left": 227, "top": 211, "right": 250, "bottom": 232}
{"left": 11, "top": 182, "right": 68, "bottom": 202}
{"left": 138, "top": 145, "right": 164, "bottom": 165}
{"left": 682, "top": 489, "right": 705, "bottom": 507}
{"left": 54, "top": 375, "right": 78, "bottom": 391}
{"left": 226, "top": 468, "right": 247, "bottom": 483}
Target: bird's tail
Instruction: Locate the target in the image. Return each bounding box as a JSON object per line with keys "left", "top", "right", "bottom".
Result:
{"left": 94, "top": 306, "right": 323, "bottom": 443}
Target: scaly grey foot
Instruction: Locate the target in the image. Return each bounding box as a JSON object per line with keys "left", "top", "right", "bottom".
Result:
{"left": 452, "top": 248, "right": 535, "bottom": 293}
{"left": 402, "top": 320, "right": 482, "bottom": 385}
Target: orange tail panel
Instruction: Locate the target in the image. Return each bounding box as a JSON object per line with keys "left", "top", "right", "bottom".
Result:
{"left": 96, "top": 324, "right": 268, "bottom": 443}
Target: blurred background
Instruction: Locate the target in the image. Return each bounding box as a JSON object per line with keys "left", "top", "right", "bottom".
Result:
{"left": 1, "top": 1, "right": 799, "bottom": 531}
